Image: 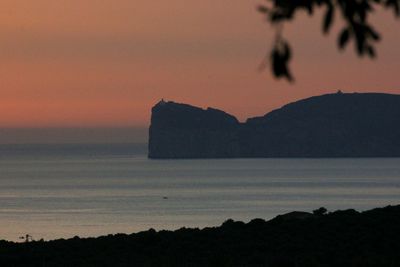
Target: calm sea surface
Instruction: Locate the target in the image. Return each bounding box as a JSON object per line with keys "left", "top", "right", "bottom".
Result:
{"left": 0, "top": 143, "right": 399, "bottom": 241}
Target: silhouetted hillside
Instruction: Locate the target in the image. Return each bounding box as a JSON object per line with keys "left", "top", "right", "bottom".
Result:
{"left": 149, "top": 92, "right": 400, "bottom": 158}
{"left": 1, "top": 205, "right": 400, "bottom": 266}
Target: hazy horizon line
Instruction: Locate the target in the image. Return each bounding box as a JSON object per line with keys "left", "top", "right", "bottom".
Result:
{"left": 0, "top": 127, "right": 148, "bottom": 144}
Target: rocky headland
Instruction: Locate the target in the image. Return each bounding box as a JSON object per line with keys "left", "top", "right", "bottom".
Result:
{"left": 149, "top": 92, "right": 400, "bottom": 158}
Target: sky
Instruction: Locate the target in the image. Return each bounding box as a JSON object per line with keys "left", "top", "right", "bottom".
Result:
{"left": 0, "top": 0, "right": 399, "bottom": 142}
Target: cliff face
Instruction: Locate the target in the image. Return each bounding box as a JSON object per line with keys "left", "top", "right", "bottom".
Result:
{"left": 148, "top": 100, "right": 241, "bottom": 158}
{"left": 148, "top": 93, "right": 400, "bottom": 158}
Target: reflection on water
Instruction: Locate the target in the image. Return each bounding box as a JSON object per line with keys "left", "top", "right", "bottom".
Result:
{"left": 0, "top": 143, "right": 399, "bottom": 241}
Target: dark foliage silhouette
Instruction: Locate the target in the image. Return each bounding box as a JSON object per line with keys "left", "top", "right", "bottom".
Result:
{"left": 313, "top": 207, "right": 328, "bottom": 215}
{"left": 258, "top": 0, "right": 400, "bottom": 81}
{"left": 0, "top": 205, "right": 399, "bottom": 266}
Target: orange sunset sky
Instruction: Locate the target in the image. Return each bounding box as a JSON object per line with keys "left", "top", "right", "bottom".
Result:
{"left": 1, "top": 0, "right": 399, "bottom": 129}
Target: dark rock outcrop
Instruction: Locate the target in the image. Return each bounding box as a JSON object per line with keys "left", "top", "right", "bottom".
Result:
{"left": 149, "top": 100, "right": 241, "bottom": 158}
{"left": 149, "top": 92, "right": 400, "bottom": 158}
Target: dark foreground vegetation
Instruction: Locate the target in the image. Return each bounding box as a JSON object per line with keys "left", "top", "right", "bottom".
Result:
{"left": 1, "top": 205, "right": 400, "bottom": 267}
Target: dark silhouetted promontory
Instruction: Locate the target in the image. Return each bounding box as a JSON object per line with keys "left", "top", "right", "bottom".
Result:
{"left": 149, "top": 92, "right": 400, "bottom": 158}
{"left": 1, "top": 205, "right": 400, "bottom": 266}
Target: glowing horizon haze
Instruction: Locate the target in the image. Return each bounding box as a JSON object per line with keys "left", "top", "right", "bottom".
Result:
{"left": 1, "top": 0, "right": 399, "bottom": 129}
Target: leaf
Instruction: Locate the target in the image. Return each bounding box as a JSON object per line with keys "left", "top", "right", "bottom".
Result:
{"left": 395, "top": 1, "right": 400, "bottom": 16}
{"left": 282, "top": 42, "right": 292, "bottom": 61}
{"left": 338, "top": 28, "right": 350, "bottom": 49}
{"left": 323, "top": 5, "right": 334, "bottom": 34}
{"left": 386, "top": 0, "right": 400, "bottom": 16}
{"left": 367, "top": 26, "right": 381, "bottom": 41}
{"left": 366, "top": 46, "right": 376, "bottom": 58}
{"left": 270, "top": 41, "right": 294, "bottom": 82}
{"left": 306, "top": 3, "right": 314, "bottom": 15}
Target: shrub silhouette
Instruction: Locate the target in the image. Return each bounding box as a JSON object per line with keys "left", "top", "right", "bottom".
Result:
{"left": 0, "top": 205, "right": 399, "bottom": 266}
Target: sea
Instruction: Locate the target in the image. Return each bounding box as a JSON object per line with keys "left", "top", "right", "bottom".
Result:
{"left": 1, "top": 143, "right": 400, "bottom": 242}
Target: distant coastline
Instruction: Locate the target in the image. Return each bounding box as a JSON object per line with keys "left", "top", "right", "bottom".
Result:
{"left": 149, "top": 92, "right": 400, "bottom": 158}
